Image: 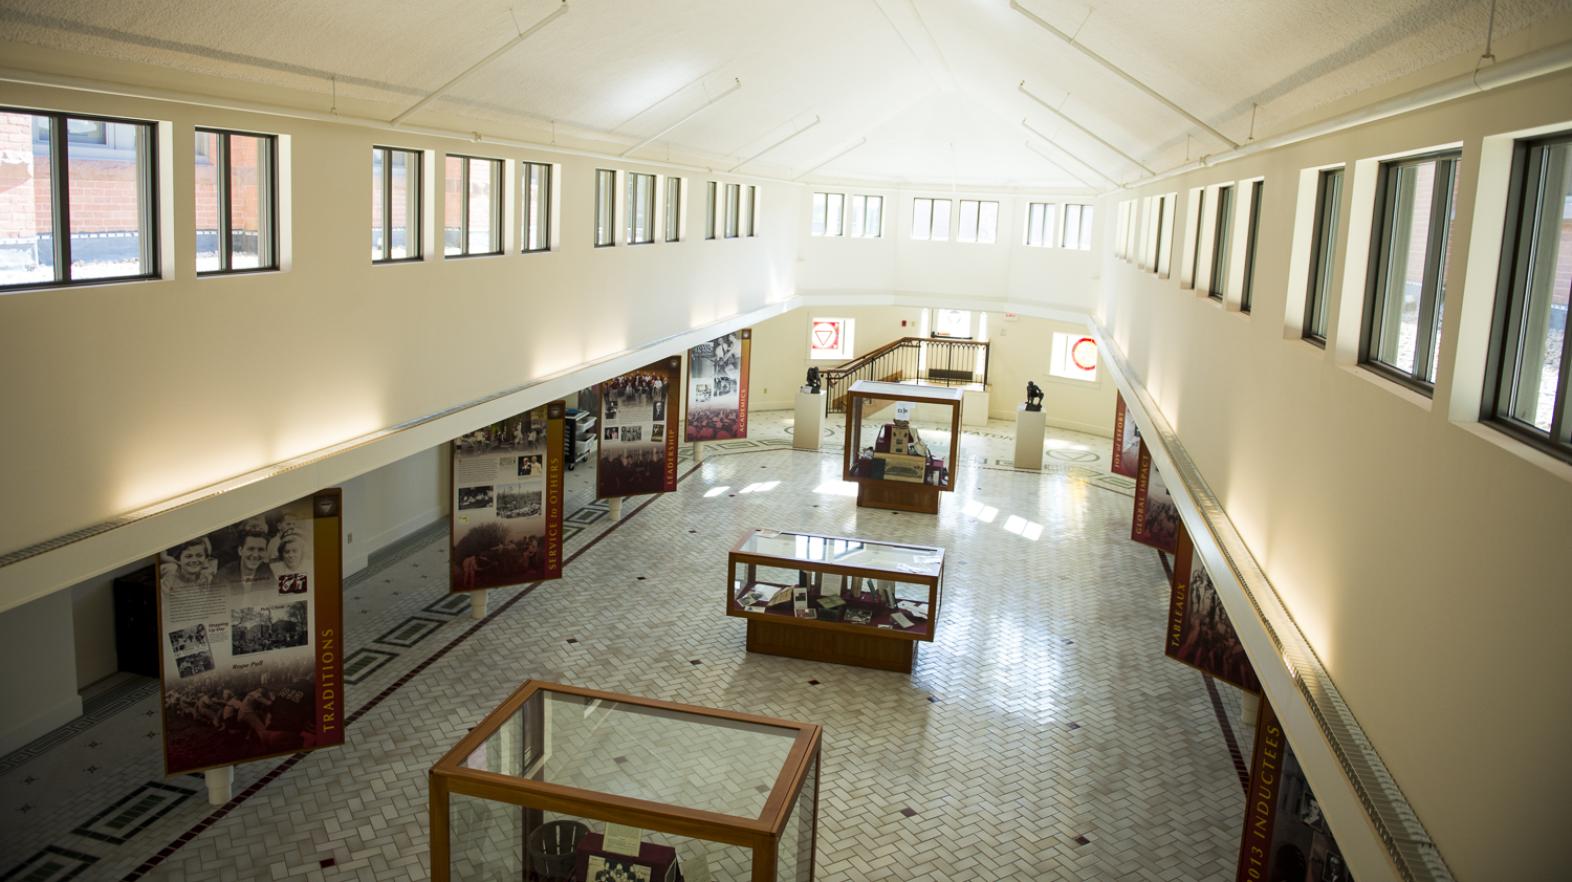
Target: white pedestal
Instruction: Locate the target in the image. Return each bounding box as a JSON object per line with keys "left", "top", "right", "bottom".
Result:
{"left": 205, "top": 766, "right": 234, "bottom": 805}
{"left": 962, "top": 388, "right": 990, "bottom": 428}
{"left": 793, "top": 390, "right": 825, "bottom": 451}
{"left": 1241, "top": 691, "right": 1261, "bottom": 728}
{"left": 692, "top": 442, "right": 705, "bottom": 463}
{"left": 470, "top": 590, "right": 488, "bottom": 620}
{"left": 607, "top": 497, "right": 623, "bottom": 521}
{"left": 1013, "top": 405, "right": 1046, "bottom": 471}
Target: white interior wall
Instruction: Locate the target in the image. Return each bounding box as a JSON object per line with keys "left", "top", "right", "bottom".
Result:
{"left": 339, "top": 444, "right": 451, "bottom": 575}
{"left": 0, "top": 591, "right": 81, "bottom": 755}
{"left": 1098, "top": 68, "right": 1572, "bottom": 881}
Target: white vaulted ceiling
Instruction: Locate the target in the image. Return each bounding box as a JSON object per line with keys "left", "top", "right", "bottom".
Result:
{"left": 2, "top": 0, "right": 1570, "bottom": 191}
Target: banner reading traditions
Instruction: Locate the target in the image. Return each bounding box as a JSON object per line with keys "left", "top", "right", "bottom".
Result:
{"left": 450, "top": 403, "right": 566, "bottom": 592}
{"left": 157, "top": 490, "right": 344, "bottom": 775}
{"left": 684, "top": 329, "right": 751, "bottom": 442}
{"left": 598, "top": 355, "right": 682, "bottom": 498}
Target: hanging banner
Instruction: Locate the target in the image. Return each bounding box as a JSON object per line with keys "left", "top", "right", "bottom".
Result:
{"left": 157, "top": 490, "right": 344, "bottom": 775}
{"left": 598, "top": 355, "right": 682, "bottom": 498}
{"left": 684, "top": 329, "right": 751, "bottom": 442}
{"left": 1166, "top": 523, "right": 1261, "bottom": 693}
{"left": 1237, "top": 699, "right": 1356, "bottom": 882}
{"left": 450, "top": 403, "right": 566, "bottom": 592}
{"left": 1111, "top": 391, "right": 1142, "bottom": 478}
{"left": 1131, "top": 443, "right": 1180, "bottom": 553}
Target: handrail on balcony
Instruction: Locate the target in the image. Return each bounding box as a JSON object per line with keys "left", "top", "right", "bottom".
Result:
{"left": 820, "top": 336, "right": 989, "bottom": 414}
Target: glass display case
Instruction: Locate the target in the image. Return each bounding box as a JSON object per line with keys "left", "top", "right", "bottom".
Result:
{"left": 842, "top": 380, "right": 963, "bottom": 514}
{"left": 431, "top": 681, "right": 821, "bottom": 882}
{"left": 727, "top": 529, "right": 945, "bottom": 673}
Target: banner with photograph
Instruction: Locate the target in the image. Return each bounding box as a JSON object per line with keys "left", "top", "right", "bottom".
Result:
{"left": 450, "top": 403, "right": 566, "bottom": 592}
{"left": 157, "top": 490, "right": 344, "bottom": 775}
{"left": 1166, "top": 523, "right": 1260, "bottom": 693}
{"left": 1112, "top": 391, "right": 1141, "bottom": 478}
{"left": 1131, "top": 443, "right": 1180, "bottom": 553}
{"left": 684, "top": 329, "right": 751, "bottom": 442}
{"left": 1237, "top": 699, "right": 1356, "bottom": 882}
{"left": 598, "top": 355, "right": 682, "bottom": 498}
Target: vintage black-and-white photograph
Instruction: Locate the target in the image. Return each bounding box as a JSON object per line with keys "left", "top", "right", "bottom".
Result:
{"left": 454, "top": 413, "right": 541, "bottom": 455}
{"left": 457, "top": 486, "right": 495, "bottom": 510}
{"left": 496, "top": 484, "right": 543, "bottom": 519}
{"left": 685, "top": 330, "right": 750, "bottom": 441}
{"left": 621, "top": 424, "right": 643, "bottom": 442}
{"left": 517, "top": 454, "right": 545, "bottom": 477}
{"left": 230, "top": 601, "right": 309, "bottom": 656}
{"left": 604, "top": 426, "right": 619, "bottom": 441}
{"left": 651, "top": 424, "right": 664, "bottom": 442}
{"left": 168, "top": 623, "right": 209, "bottom": 655}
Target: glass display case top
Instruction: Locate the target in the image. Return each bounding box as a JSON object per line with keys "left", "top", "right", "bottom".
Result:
{"left": 848, "top": 379, "right": 965, "bottom": 401}
{"left": 459, "top": 685, "right": 801, "bottom": 819}
{"left": 735, "top": 530, "right": 944, "bottom": 578}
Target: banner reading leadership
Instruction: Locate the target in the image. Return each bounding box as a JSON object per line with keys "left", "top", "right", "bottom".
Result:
{"left": 598, "top": 355, "right": 682, "bottom": 498}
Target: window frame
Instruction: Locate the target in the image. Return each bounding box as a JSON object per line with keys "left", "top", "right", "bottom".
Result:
{"left": 1062, "top": 204, "right": 1093, "bottom": 250}
{"left": 848, "top": 194, "right": 882, "bottom": 238}
{"left": 1483, "top": 132, "right": 1572, "bottom": 463}
{"left": 957, "top": 199, "right": 999, "bottom": 244}
{"left": 1, "top": 108, "right": 160, "bottom": 291}
{"left": 1303, "top": 167, "right": 1344, "bottom": 346}
{"left": 1358, "top": 150, "right": 1460, "bottom": 393}
{"left": 624, "top": 171, "right": 655, "bottom": 245}
{"left": 705, "top": 181, "right": 717, "bottom": 240}
{"left": 521, "top": 161, "right": 552, "bottom": 254}
{"left": 443, "top": 153, "right": 503, "bottom": 258}
{"left": 746, "top": 185, "right": 759, "bottom": 237}
{"left": 724, "top": 183, "right": 741, "bottom": 239}
{"left": 911, "top": 197, "right": 951, "bottom": 241}
{"left": 1025, "top": 202, "right": 1056, "bottom": 248}
{"left": 1208, "top": 184, "right": 1235, "bottom": 300}
{"left": 594, "top": 168, "right": 616, "bottom": 248}
{"left": 1240, "top": 181, "right": 1263, "bottom": 313}
{"left": 196, "top": 126, "right": 278, "bottom": 276}
{"left": 373, "top": 145, "right": 423, "bottom": 263}
{"left": 662, "top": 175, "right": 682, "bottom": 243}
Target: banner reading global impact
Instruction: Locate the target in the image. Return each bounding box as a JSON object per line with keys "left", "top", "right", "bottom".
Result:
{"left": 1166, "top": 523, "right": 1261, "bottom": 693}
{"left": 450, "top": 403, "right": 566, "bottom": 592}
{"left": 1237, "top": 699, "right": 1356, "bottom": 882}
{"left": 157, "top": 490, "right": 344, "bottom": 775}
{"left": 684, "top": 329, "right": 751, "bottom": 442}
{"left": 598, "top": 355, "right": 682, "bottom": 498}
{"left": 1111, "top": 391, "right": 1141, "bottom": 478}
{"left": 1131, "top": 443, "right": 1180, "bottom": 553}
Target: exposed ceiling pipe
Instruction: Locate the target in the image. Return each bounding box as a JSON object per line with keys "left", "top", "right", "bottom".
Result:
{"left": 1123, "top": 38, "right": 1572, "bottom": 192}
{"left": 728, "top": 116, "right": 821, "bottom": 173}
{"left": 620, "top": 78, "right": 742, "bottom": 157}
{"left": 1019, "top": 81, "right": 1154, "bottom": 174}
{"left": 1023, "top": 140, "right": 1098, "bottom": 190}
{"left": 1009, "top": 0, "right": 1238, "bottom": 149}
{"left": 794, "top": 138, "right": 868, "bottom": 181}
{"left": 391, "top": 2, "right": 569, "bottom": 125}
{"left": 1020, "top": 119, "right": 1120, "bottom": 187}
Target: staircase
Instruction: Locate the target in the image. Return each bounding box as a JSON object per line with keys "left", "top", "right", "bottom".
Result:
{"left": 821, "top": 336, "right": 990, "bottom": 414}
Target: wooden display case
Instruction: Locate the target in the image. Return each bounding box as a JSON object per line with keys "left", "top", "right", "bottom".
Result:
{"left": 431, "top": 681, "right": 821, "bottom": 882}
{"left": 727, "top": 529, "right": 945, "bottom": 674}
{"left": 841, "top": 380, "right": 963, "bottom": 514}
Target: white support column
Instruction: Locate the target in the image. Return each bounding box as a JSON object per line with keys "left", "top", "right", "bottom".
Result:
{"left": 607, "top": 497, "right": 623, "bottom": 521}
{"left": 205, "top": 766, "right": 234, "bottom": 805}
{"left": 1241, "top": 690, "right": 1261, "bottom": 729}
{"left": 692, "top": 442, "right": 705, "bottom": 463}
{"left": 470, "top": 589, "right": 488, "bottom": 620}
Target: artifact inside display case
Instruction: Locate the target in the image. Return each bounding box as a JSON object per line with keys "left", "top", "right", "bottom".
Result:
{"left": 842, "top": 381, "right": 962, "bottom": 514}
{"left": 431, "top": 681, "right": 821, "bottom": 882}
{"left": 728, "top": 529, "right": 945, "bottom": 673}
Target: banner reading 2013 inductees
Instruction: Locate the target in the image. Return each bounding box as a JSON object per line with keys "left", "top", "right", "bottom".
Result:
{"left": 1111, "top": 392, "right": 1141, "bottom": 478}
{"left": 450, "top": 403, "right": 566, "bottom": 592}
{"left": 1166, "top": 523, "right": 1260, "bottom": 693}
{"left": 157, "top": 490, "right": 343, "bottom": 775}
{"left": 1131, "top": 443, "right": 1180, "bottom": 554}
{"left": 598, "top": 356, "right": 682, "bottom": 498}
{"left": 1237, "top": 699, "right": 1356, "bottom": 882}
{"left": 685, "top": 329, "right": 751, "bottom": 442}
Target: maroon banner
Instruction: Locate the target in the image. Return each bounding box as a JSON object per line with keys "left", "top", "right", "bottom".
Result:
{"left": 1237, "top": 699, "right": 1356, "bottom": 882}
{"left": 157, "top": 489, "right": 344, "bottom": 775}
{"left": 598, "top": 355, "right": 682, "bottom": 498}
{"left": 684, "top": 329, "right": 751, "bottom": 442}
{"left": 450, "top": 403, "right": 566, "bottom": 592}
{"left": 1112, "top": 391, "right": 1141, "bottom": 478}
{"left": 1131, "top": 443, "right": 1180, "bottom": 553}
{"left": 1166, "top": 523, "right": 1260, "bottom": 693}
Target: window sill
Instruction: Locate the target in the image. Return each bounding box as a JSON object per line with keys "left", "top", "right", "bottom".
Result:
{"left": 442, "top": 251, "right": 505, "bottom": 260}
{"left": 372, "top": 257, "right": 425, "bottom": 266}
{"left": 197, "top": 267, "right": 281, "bottom": 279}
{"left": 1339, "top": 362, "right": 1434, "bottom": 413}
{"left": 1454, "top": 420, "right": 1572, "bottom": 484}
{"left": 1, "top": 273, "right": 163, "bottom": 295}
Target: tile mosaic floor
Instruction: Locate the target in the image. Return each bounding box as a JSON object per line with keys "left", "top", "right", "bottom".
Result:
{"left": 1, "top": 411, "right": 1252, "bottom": 881}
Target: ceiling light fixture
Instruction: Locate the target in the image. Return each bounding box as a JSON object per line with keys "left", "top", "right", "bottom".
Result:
{"left": 620, "top": 78, "right": 743, "bottom": 157}
{"left": 1009, "top": 0, "right": 1238, "bottom": 149}
{"left": 1019, "top": 81, "right": 1154, "bottom": 175}
{"left": 728, "top": 116, "right": 821, "bottom": 173}
{"left": 391, "top": 1, "right": 570, "bottom": 125}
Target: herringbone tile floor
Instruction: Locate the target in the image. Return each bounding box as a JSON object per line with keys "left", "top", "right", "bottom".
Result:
{"left": 1, "top": 412, "right": 1248, "bottom": 881}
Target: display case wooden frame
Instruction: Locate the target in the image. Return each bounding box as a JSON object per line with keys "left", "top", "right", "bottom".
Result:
{"left": 727, "top": 529, "right": 945, "bottom": 673}
{"left": 841, "top": 380, "right": 963, "bottom": 514}
{"left": 431, "top": 680, "right": 821, "bottom": 882}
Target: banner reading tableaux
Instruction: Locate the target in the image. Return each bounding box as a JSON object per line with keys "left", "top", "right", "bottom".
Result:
{"left": 450, "top": 403, "right": 566, "bottom": 592}
{"left": 1166, "top": 522, "right": 1261, "bottom": 693}
{"left": 598, "top": 355, "right": 682, "bottom": 498}
{"left": 1111, "top": 391, "right": 1142, "bottom": 478}
{"left": 684, "top": 329, "right": 751, "bottom": 442}
{"left": 1131, "top": 443, "right": 1181, "bottom": 553}
{"left": 156, "top": 489, "right": 344, "bottom": 775}
{"left": 1237, "top": 698, "right": 1356, "bottom": 882}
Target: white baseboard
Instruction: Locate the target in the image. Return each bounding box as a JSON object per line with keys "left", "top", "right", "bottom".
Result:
{"left": 344, "top": 506, "right": 445, "bottom": 577}
{"left": 0, "top": 693, "right": 84, "bottom": 756}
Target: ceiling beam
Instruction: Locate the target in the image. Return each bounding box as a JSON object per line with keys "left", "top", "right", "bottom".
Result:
{"left": 1009, "top": 0, "right": 1239, "bottom": 149}
{"left": 620, "top": 78, "right": 743, "bottom": 157}
{"left": 391, "top": 2, "right": 569, "bottom": 126}
{"left": 1019, "top": 81, "right": 1154, "bottom": 175}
